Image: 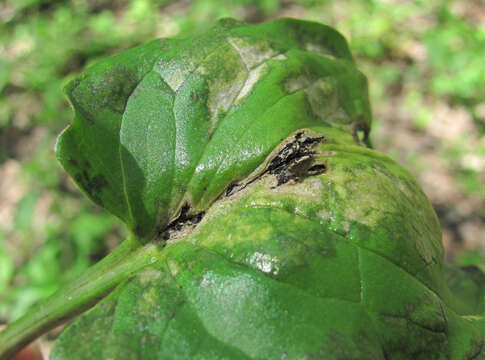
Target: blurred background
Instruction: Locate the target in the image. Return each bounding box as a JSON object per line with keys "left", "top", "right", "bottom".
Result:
{"left": 0, "top": 0, "right": 484, "bottom": 348}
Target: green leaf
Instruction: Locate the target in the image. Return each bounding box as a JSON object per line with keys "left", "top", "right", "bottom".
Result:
{"left": 52, "top": 137, "right": 485, "bottom": 359}
{"left": 56, "top": 18, "right": 371, "bottom": 239}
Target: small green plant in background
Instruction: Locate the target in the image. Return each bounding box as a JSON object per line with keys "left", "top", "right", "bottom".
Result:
{"left": 0, "top": 18, "right": 485, "bottom": 359}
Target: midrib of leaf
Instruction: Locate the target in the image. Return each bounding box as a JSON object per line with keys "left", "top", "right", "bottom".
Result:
{"left": 119, "top": 65, "right": 159, "bottom": 230}
{"left": 157, "top": 42, "right": 233, "bottom": 217}
{"left": 179, "top": 45, "right": 291, "bottom": 208}
{"left": 117, "top": 38, "right": 227, "bottom": 234}
{"left": 189, "top": 50, "right": 287, "bottom": 197}
{"left": 169, "top": 71, "right": 177, "bottom": 222}
{"left": 119, "top": 142, "right": 135, "bottom": 229}
{"left": 166, "top": 41, "right": 244, "bottom": 212}
{"left": 119, "top": 53, "right": 182, "bottom": 234}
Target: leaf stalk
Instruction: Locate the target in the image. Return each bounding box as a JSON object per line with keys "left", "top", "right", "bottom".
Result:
{"left": 0, "top": 235, "right": 159, "bottom": 360}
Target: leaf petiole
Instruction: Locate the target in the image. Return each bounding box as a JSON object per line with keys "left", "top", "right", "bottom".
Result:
{"left": 0, "top": 235, "right": 160, "bottom": 360}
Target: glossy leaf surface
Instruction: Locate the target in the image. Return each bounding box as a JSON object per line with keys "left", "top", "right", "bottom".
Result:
{"left": 56, "top": 18, "right": 370, "bottom": 239}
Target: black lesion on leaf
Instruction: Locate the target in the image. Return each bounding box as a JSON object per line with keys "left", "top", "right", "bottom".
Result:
{"left": 158, "top": 203, "right": 205, "bottom": 242}
{"left": 156, "top": 132, "right": 327, "bottom": 242}
{"left": 265, "top": 132, "right": 326, "bottom": 186}
{"left": 224, "top": 183, "right": 239, "bottom": 197}
{"left": 225, "top": 132, "right": 327, "bottom": 196}
{"left": 307, "top": 164, "right": 327, "bottom": 175}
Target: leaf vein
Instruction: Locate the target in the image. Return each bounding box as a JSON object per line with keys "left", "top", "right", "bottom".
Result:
{"left": 246, "top": 204, "right": 445, "bottom": 304}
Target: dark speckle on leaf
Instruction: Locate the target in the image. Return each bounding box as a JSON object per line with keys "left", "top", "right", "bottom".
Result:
{"left": 74, "top": 171, "right": 107, "bottom": 206}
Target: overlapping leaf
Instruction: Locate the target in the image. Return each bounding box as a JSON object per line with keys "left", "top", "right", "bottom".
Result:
{"left": 56, "top": 18, "right": 371, "bottom": 239}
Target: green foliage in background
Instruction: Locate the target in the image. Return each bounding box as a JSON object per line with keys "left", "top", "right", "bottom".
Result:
{"left": 0, "top": 0, "right": 484, "bottom": 327}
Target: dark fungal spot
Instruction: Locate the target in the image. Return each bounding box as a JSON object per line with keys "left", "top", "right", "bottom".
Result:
{"left": 307, "top": 164, "right": 326, "bottom": 175}
{"left": 158, "top": 203, "right": 205, "bottom": 242}
{"left": 74, "top": 170, "right": 108, "bottom": 206}
{"left": 70, "top": 65, "right": 139, "bottom": 122}
{"left": 265, "top": 132, "right": 326, "bottom": 186}
{"left": 225, "top": 183, "right": 238, "bottom": 197}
